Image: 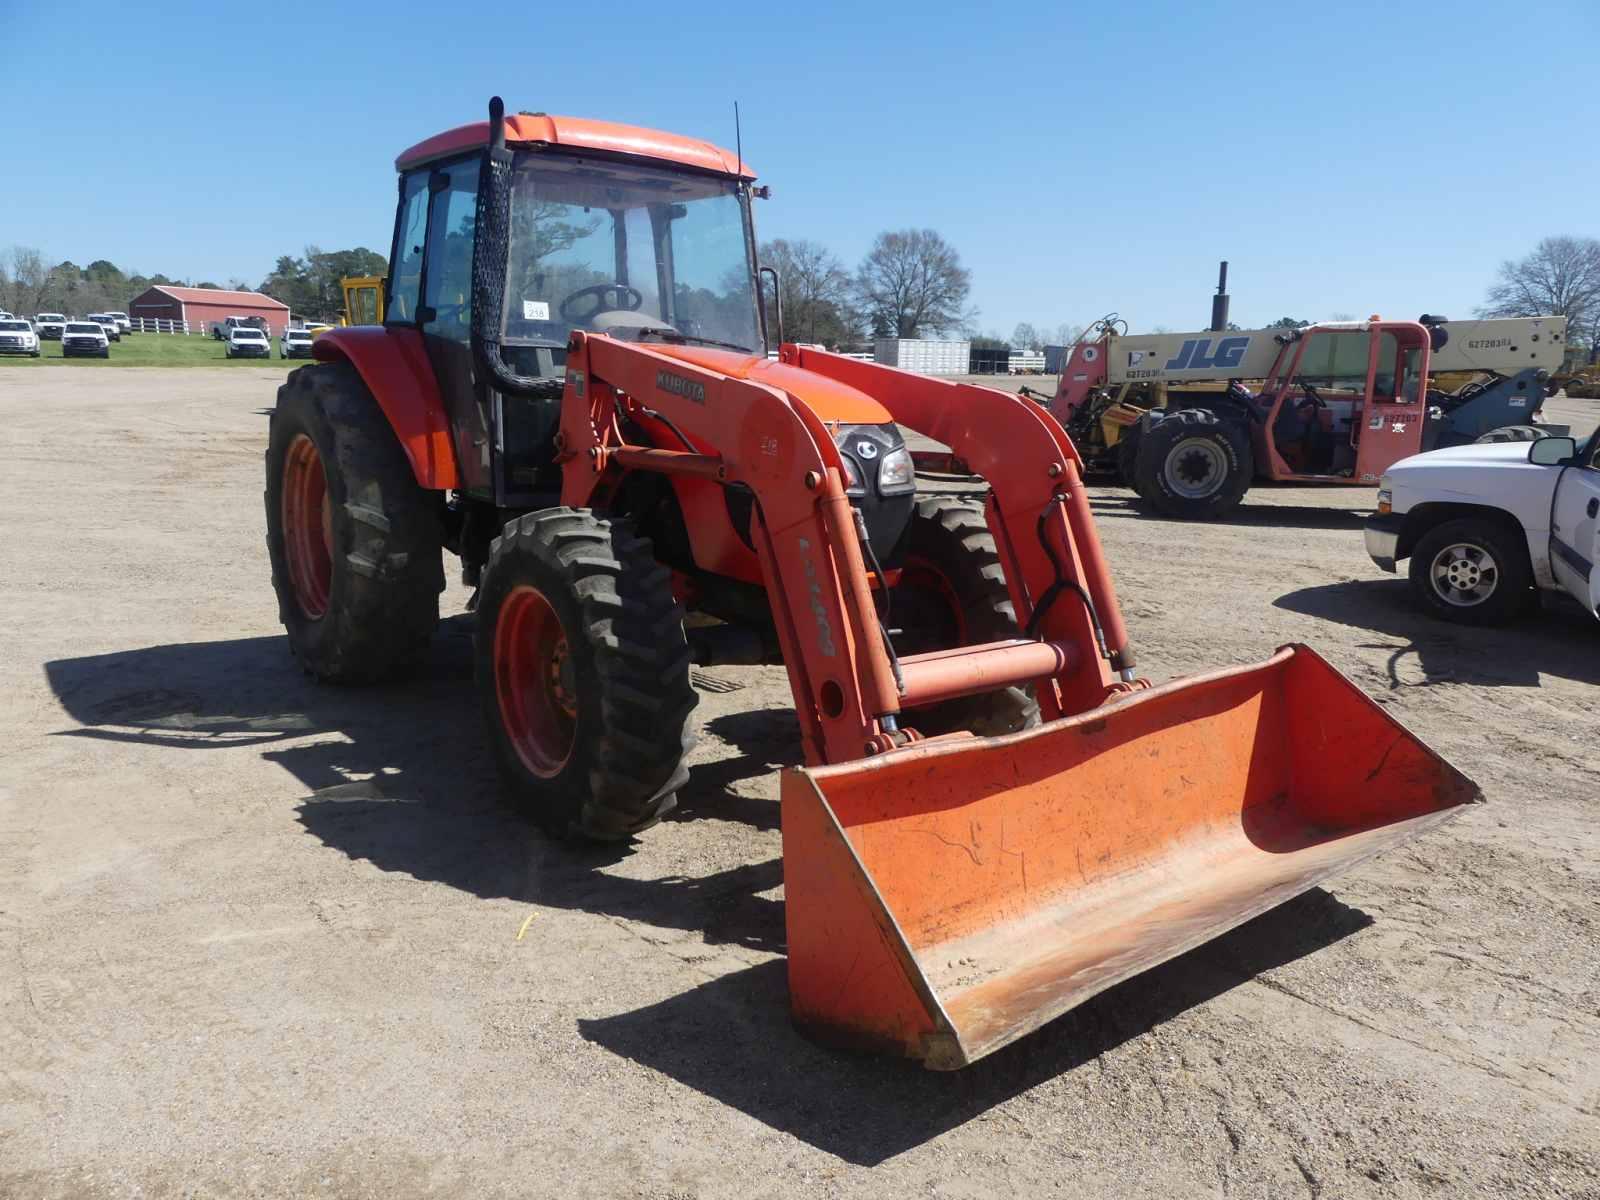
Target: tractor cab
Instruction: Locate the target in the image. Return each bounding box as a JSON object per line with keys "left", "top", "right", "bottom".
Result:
{"left": 1255, "top": 319, "right": 1432, "bottom": 483}
{"left": 384, "top": 110, "right": 767, "bottom": 507}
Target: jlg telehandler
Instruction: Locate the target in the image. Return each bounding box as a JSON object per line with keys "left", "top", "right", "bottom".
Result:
{"left": 265, "top": 99, "right": 1478, "bottom": 1068}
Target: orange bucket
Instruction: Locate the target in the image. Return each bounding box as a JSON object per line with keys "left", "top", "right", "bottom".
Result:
{"left": 780, "top": 645, "right": 1479, "bottom": 1068}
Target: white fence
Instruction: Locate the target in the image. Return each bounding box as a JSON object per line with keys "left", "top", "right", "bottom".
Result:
{"left": 130, "top": 317, "right": 201, "bottom": 335}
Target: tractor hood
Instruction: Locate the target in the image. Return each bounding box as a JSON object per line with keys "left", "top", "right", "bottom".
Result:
{"left": 642, "top": 343, "right": 895, "bottom": 426}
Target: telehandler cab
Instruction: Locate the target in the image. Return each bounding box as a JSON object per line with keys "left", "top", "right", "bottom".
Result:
{"left": 265, "top": 99, "right": 1478, "bottom": 1068}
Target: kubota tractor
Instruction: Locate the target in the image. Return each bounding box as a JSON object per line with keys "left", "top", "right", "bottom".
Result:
{"left": 265, "top": 99, "right": 1478, "bottom": 1068}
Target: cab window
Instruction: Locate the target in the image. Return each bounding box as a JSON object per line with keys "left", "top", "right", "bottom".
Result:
{"left": 388, "top": 171, "right": 429, "bottom": 324}
{"left": 421, "top": 158, "right": 480, "bottom": 342}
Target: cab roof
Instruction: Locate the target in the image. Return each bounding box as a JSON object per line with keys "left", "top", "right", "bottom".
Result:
{"left": 396, "top": 112, "right": 756, "bottom": 179}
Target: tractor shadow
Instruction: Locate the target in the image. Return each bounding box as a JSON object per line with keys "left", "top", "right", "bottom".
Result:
{"left": 579, "top": 887, "right": 1371, "bottom": 1166}
{"left": 1275, "top": 578, "right": 1600, "bottom": 688}
{"left": 39, "top": 619, "right": 788, "bottom": 953}
{"left": 42, "top": 626, "right": 1373, "bottom": 1162}
{"left": 1088, "top": 492, "right": 1370, "bottom": 531}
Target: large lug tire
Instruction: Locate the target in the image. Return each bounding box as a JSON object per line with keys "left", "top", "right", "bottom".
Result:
{"left": 1117, "top": 416, "right": 1148, "bottom": 495}
{"left": 1134, "top": 408, "right": 1252, "bottom": 519}
{"left": 476, "top": 508, "right": 698, "bottom": 841}
{"left": 1407, "top": 517, "right": 1532, "bottom": 626}
{"left": 265, "top": 362, "right": 444, "bottom": 682}
{"left": 1475, "top": 424, "right": 1546, "bottom": 444}
{"left": 891, "top": 498, "right": 1041, "bottom": 737}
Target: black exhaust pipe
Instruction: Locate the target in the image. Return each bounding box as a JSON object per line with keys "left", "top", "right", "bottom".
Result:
{"left": 1209, "top": 261, "right": 1230, "bottom": 331}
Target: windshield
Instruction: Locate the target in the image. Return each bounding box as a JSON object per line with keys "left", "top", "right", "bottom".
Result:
{"left": 0, "top": 321, "right": 28, "bottom": 331}
{"left": 66, "top": 324, "right": 101, "bottom": 334}
{"left": 287, "top": 330, "right": 312, "bottom": 340}
{"left": 502, "top": 150, "right": 760, "bottom": 353}
{"left": 40, "top": 314, "right": 63, "bottom": 321}
{"left": 234, "top": 329, "right": 265, "bottom": 340}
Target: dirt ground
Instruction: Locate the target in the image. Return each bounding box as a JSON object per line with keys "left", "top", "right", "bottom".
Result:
{"left": 2, "top": 368, "right": 1597, "bottom": 1199}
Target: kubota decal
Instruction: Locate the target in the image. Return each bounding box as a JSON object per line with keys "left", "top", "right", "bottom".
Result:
{"left": 1163, "top": 336, "right": 1250, "bottom": 371}
{"left": 656, "top": 370, "right": 706, "bottom": 404}
{"left": 796, "top": 538, "right": 837, "bottom": 657}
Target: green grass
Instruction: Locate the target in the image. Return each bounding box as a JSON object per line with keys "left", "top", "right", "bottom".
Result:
{"left": 0, "top": 332, "right": 304, "bottom": 368}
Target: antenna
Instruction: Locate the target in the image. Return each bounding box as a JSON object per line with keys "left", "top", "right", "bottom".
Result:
{"left": 734, "top": 101, "right": 743, "bottom": 180}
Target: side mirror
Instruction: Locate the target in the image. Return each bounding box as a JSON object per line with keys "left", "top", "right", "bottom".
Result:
{"left": 1529, "top": 436, "right": 1577, "bottom": 466}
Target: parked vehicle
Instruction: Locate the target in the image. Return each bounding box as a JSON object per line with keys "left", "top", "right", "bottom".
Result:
{"left": 35, "top": 313, "right": 67, "bottom": 340}
{"left": 226, "top": 327, "right": 271, "bottom": 359}
{"left": 0, "top": 318, "right": 41, "bottom": 357}
{"left": 279, "top": 328, "right": 315, "bottom": 359}
{"left": 1366, "top": 428, "right": 1600, "bottom": 624}
{"left": 87, "top": 313, "right": 122, "bottom": 342}
{"left": 214, "top": 315, "right": 268, "bottom": 340}
{"left": 106, "top": 311, "right": 133, "bottom": 335}
{"left": 61, "top": 321, "right": 110, "bottom": 358}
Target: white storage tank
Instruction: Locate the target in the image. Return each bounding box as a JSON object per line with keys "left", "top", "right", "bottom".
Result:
{"left": 873, "top": 338, "right": 972, "bottom": 376}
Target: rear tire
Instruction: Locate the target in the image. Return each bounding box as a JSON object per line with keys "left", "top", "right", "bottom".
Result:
{"left": 1135, "top": 408, "right": 1252, "bottom": 519}
{"left": 892, "top": 498, "right": 1041, "bottom": 737}
{"left": 265, "top": 362, "right": 444, "bottom": 682}
{"left": 1117, "top": 416, "right": 1148, "bottom": 495}
{"left": 476, "top": 508, "right": 697, "bottom": 840}
{"left": 1407, "top": 517, "right": 1532, "bottom": 626}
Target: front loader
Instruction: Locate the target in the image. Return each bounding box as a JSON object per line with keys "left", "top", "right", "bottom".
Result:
{"left": 264, "top": 99, "right": 1478, "bottom": 1067}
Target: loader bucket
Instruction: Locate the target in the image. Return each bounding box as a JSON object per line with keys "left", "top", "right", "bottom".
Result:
{"left": 780, "top": 645, "right": 1479, "bottom": 1069}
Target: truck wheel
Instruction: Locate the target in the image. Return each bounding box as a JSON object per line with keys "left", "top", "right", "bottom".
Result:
{"left": 1117, "top": 417, "right": 1147, "bottom": 495}
{"left": 265, "top": 362, "right": 444, "bottom": 682}
{"left": 1135, "top": 408, "right": 1252, "bottom": 519}
{"left": 477, "top": 509, "right": 697, "bottom": 840}
{"left": 892, "top": 498, "right": 1041, "bottom": 737}
{"left": 1476, "top": 425, "right": 1545, "bottom": 443}
{"left": 1407, "top": 518, "right": 1532, "bottom": 626}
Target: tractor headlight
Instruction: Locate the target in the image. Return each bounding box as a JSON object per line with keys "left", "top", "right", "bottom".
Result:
{"left": 877, "top": 445, "right": 915, "bottom": 495}
{"left": 840, "top": 454, "right": 866, "bottom": 495}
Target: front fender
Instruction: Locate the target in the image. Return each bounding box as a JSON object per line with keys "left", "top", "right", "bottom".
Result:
{"left": 312, "top": 327, "right": 459, "bottom": 489}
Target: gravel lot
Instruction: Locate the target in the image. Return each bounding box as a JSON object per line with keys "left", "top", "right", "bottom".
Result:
{"left": 2, "top": 368, "right": 1596, "bottom": 1198}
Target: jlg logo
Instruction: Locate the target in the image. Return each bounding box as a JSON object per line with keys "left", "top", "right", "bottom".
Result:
{"left": 1163, "top": 336, "right": 1250, "bottom": 371}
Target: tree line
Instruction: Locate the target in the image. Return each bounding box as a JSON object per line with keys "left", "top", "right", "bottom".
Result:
{"left": 0, "top": 245, "right": 386, "bottom": 323}
{"left": 761, "top": 230, "right": 1078, "bottom": 351}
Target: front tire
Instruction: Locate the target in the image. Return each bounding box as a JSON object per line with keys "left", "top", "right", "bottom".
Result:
{"left": 1407, "top": 517, "right": 1532, "bottom": 625}
{"left": 476, "top": 509, "right": 697, "bottom": 840}
{"left": 1476, "top": 425, "right": 1546, "bottom": 443}
{"left": 1117, "top": 416, "right": 1148, "bottom": 495}
{"left": 265, "top": 362, "right": 444, "bottom": 682}
{"left": 891, "top": 498, "right": 1041, "bottom": 737}
{"left": 1135, "top": 408, "right": 1252, "bottom": 519}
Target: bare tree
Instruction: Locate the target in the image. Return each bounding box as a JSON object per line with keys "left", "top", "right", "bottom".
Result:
{"left": 1478, "top": 235, "right": 1600, "bottom": 358}
{"left": 7, "top": 247, "right": 50, "bottom": 314}
{"left": 855, "top": 229, "right": 971, "bottom": 338}
{"left": 1050, "top": 322, "right": 1084, "bottom": 347}
{"left": 760, "top": 238, "right": 857, "bottom": 347}
{"left": 1010, "top": 322, "right": 1041, "bottom": 350}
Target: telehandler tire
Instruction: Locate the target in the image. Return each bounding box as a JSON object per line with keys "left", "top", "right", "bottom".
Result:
{"left": 1117, "top": 417, "right": 1148, "bottom": 496}
{"left": 476, "top": 508, "right": 697, "bottom": 841}
{"left": 1475, "top": 424, "right": 1546, "bottom": 443}
{"left": 265, "top": 362, "right": 444, "bottom": 683}
{"left": 892, "top": 498, "right": 1041, "bottom": 737}
{"left": 1135, "top": 408, "right": 1252, "bottom": 519}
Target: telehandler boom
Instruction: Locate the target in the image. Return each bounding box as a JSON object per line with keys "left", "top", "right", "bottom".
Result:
{"left": 264, "top": 99, "right": 1478, "bottom": 1067}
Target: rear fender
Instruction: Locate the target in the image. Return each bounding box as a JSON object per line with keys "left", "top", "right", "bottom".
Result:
{"left": 313, "top": 327, "right": 459, "bottom": 489}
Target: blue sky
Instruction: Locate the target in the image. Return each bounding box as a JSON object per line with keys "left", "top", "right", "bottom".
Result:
{"left": 3, "top": 0, "right": 1596, "bottom": 335}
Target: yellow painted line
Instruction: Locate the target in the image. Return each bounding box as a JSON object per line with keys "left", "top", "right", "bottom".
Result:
{"left": 516, "top": 913, "right": 536, "bottom": 941}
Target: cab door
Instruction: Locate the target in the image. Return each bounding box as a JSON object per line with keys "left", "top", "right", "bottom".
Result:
{"left": 1353, "top": 330, "right": 1427, "bottom": 484}
{"left": 1550, "top": 435, "right": 1600, "bottom": 618}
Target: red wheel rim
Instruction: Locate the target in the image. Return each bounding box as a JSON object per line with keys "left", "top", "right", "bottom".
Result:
{"left": 282, "top": 433, "right": 332, "bottom": 619}
{"left": 898, "top": 554, "right": 969, "bottom": 646}
{"left": 494, "top": 585, "right": 577, "bottom": 778}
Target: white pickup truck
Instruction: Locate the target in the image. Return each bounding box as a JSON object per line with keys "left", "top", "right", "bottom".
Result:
{"left": 1365, "top": 429, "right": 1600, "bottom": 624}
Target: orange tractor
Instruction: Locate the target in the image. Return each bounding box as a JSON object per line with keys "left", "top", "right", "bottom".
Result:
{"left": 265, "top": 99, "right": 1477, "bottom": 1068}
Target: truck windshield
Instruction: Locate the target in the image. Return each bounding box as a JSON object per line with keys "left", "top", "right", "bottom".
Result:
{"left": 502, "top": 150, "right": 760, "bottom": 353}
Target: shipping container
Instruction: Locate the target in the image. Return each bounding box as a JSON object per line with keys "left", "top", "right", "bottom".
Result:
{"left": 873, "top": 338, "right": 972, "bottom": 376}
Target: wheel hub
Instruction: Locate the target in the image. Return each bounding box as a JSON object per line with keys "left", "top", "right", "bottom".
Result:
{"left": 1431, "top": 543, "right": 1498, "bottom": 606}
{"left": 1163, "top": 437, "right": 1226, "bottom": 499}
{"left": 494, "top": 584, "right": 577, "bottom": 778}
{"left": 281, "top": 433, "right": 333, "bottom": 619}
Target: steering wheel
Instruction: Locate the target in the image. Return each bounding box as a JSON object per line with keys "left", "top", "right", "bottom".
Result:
{"left": 559, "top": 283, "right": 644, "bottom": 323}
{"left": 1295, "top": 378, "right": 1326, "bottom": 411}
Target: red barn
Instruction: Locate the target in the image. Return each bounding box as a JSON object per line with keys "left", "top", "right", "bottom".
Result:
{"left": 128, "top": 286, "right": 291, "bottom": 336}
